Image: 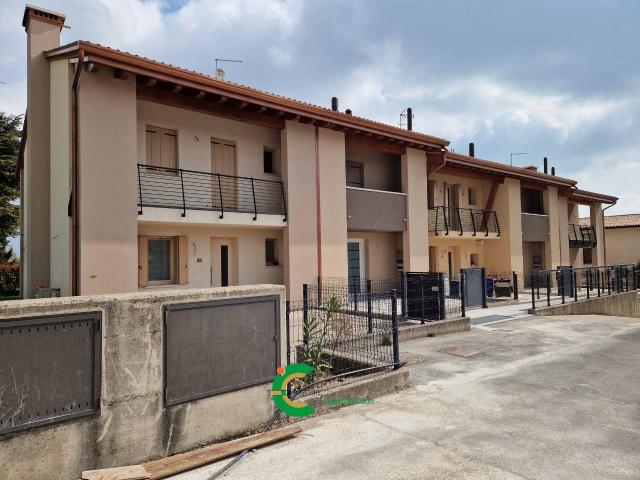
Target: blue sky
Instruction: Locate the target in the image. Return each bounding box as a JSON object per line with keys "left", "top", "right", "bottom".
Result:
{"left": 2, "top": 0, "right": 640, "bottom": 253}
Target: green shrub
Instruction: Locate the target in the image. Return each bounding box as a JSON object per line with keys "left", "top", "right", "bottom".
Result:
{"left": 0, "top": 263, "right": 19, "bottom": 296}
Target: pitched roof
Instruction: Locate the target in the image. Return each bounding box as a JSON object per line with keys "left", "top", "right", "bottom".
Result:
{"left": 580, "top": 213, "right": 640, "bottom": 228}
{"left": 45, "top": 41, "right": 449, "bottom": 149}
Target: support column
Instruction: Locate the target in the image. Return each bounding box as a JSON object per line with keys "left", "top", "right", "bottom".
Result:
{"left": 558, "top": 195, "right": 570, "bottom": 266}
{"left": 590, "top": 203, "right": 605, "bottom": 266}
{"left": 281, "top": 121, "right": 318, "bottom": 299}
{"left": 544, "top": 186, "right": 561, "bottom": 270}
{"left": 402, "top": 148, "right": 428, "bottom": 272}
{"left": 317, "top": 128, "right": 348, "bottom": 279}
{"left": 77, "top": 69, "right": 138, "bottom": 295}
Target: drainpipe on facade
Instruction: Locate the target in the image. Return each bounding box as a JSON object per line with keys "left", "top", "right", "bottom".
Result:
{"left": 602, "top": 201, "right": 616, "bottom": 266}
{"left": 71, "top": 50, "right": 85, "bottom": 296}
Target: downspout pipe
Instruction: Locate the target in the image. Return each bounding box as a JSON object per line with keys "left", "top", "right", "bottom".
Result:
{"left": 601, "top": 201, "right": 616, "bottom": 266}
{"left": 71, "top": 49, "right": 84, "bottom": 296}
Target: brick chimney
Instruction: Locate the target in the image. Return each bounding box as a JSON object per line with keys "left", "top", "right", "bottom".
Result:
{"left": 21, "top": 5, "right": 66, "bottom": 297}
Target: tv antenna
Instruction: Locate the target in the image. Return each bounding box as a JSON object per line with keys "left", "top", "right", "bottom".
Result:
{"left": 214, "top": 58, "right": 243, "bottom": 79}
{"left": 509, "top": 152, "right": 528, "bottom": 166}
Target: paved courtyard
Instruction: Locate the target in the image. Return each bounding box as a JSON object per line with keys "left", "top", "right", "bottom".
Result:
{"left": 175, "top": 314, "right": 640, "bottom": 480}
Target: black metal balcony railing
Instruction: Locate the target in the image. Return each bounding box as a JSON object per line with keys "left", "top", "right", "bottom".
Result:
{"left": 569, "top": 224, "right": 597, "bottom": 248}
{"left": 428, "top": 206, "right": 500, "bottom": 236}
{"left": 137, "top": 164, "right": 287, "bottom": 220}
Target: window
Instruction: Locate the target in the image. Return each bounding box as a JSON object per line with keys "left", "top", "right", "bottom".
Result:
{"left": 263, "top": 148, "right": 276, "bottom": 174}
{"left": 148, "top": 238, "right": 175, "bottom": 283}
{"left": 427, "top": 181, "right": 436, "bottom": 209}
{"left": 468, "top": 188, "right": 478, "bottom": 206}
{"left": 521, "top": 188, "right": 545, "bottom": 214}
{"left": 265, "top": 239, "right": 278, "bottom": 266}
{"left": 346, "top": 161, "right": 364, "bottom": 188}
{"left": 146, "top": 126, "right": 177, "bottom": 170}
{"left": 470, "top": 253, "right": 479, "bottom": 267}
{"left": 583, "top": 248, "right": 593, "bottom": 265}
{"left": 138, "top": 236, "right": 189, "bottom": 287}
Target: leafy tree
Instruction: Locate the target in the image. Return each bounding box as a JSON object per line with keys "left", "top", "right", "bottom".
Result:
{"left": 0, "top": 112, "right": 21, "bottom": 262}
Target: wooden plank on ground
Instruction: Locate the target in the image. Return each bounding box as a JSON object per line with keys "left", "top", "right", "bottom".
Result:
{"left": 82, "top": 425, "right": 302, "bottom": 480}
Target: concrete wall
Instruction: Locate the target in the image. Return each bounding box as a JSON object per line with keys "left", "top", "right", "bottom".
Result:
{"left": 484, "top": 178, "right": 524, "bottom": 279}
{"left": 402, "top": 148, "right": 429, "bottom": 271}
{"left": 0, "top": 285, "right": 286, "bottom": 480}
{"left": 137, "top": 100, "right": 281, "bottom": 180}
{"left": 49, "top": 59, "right": 72, "bottom": 296}
{"left": 22, "top": 16, "right": 61, "bottom": 297}
{"left": 590, "top": 203, "right": 605, "bottom": 266}
{"left": 345, "top": 142, "right": 401, "bottom": 192}
{"left": 531, "top": 291, "right": 640, "bottom": 318}
{"left": 138, "top": 223, "right": 284, "bottom": 289}
{"left": 604, "top": 227, "right": 640, "bottom": 265}
{"left": 77, "top": 69, "right": 138, "bottom": 295}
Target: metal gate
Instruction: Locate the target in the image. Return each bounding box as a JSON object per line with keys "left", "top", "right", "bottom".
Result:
{"left": 164, "top": 296, "right": 280, "bottom": 406}
{"left": 405, "top": 272, "right": 445, "bottom": 321}
{"left": 462, "top": 267, "right": 486, "bottom": 309}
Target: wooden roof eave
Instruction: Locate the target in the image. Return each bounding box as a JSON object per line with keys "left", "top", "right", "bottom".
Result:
{"left": 46, "top": 43, "right": 447, "bottom": 150}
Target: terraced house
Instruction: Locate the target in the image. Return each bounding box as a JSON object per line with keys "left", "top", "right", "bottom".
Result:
{"left": 19, "top": 5, "right": 617, "bottom": 299}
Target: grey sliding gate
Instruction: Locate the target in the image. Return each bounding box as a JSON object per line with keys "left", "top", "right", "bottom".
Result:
{"left": 462, "top": 267, "right": 486, "bottom": 309}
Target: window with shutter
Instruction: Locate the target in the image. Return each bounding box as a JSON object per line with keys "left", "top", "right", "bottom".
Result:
{"left": 145, "top": 125, "right": 177, "bottom": 170}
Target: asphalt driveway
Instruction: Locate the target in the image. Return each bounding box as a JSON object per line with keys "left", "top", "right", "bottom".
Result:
{"left": 174, "top": 314, "right": 640, "bottom": 480}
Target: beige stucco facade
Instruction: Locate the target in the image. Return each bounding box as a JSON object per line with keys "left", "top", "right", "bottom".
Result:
{"left": 19, "top": 6, "right": 617, "bottom": 301}
{"left": 603, "top": 227, "right": 640, "bottom": 265}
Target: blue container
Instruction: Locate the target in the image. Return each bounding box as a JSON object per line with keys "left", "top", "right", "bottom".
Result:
{"left": 486, "top": 277, "right": 495, "bottom": 298}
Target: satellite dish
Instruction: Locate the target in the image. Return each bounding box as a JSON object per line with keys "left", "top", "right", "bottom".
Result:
{"left": 215, "top": 68, "right": 225, "bottom": 79}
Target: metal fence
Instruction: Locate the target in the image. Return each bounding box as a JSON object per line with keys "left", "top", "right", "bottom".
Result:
{"left": 285, "top": 292, "right": 399, "bottom": 395}
{"left": 137, "top": 163, "right": 287, "bottom": 219}
{"left": 528, "top": 264, "right": 639, "bottom": 309}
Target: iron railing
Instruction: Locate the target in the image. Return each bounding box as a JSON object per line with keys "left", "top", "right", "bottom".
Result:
{"left": 569, "top": 224, "right": 597, "bottom": 248}
{"left": 428, "top": 206, "right": 500, "bottom": 236}
{"left": 136, "top": 163, "right": 287, "bottom": 220}
{"left": 528, "top": 264, "right": 639, "bottom": 309}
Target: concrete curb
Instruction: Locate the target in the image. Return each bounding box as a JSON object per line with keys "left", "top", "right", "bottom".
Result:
{"left": 529, "top": 291, "right": 639, "bottom": 317}
{"left": 398, "top": 317, "right": 470, "bottom": 341}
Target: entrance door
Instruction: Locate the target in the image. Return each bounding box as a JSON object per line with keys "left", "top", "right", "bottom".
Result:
{"left": 211, "top": 139, "right": 237, "bottom": 211}
{"left": 347, "top": 240, "right": 365, "bottom": 294}
{"left": 445, "top": 184, "right": 460, "bottom": 230}
{"left": 211, "top": 238, "right": 237, "bottom": 287}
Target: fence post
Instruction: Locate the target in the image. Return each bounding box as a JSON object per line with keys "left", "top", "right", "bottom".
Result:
{"left": 481, "top": 267, "right": 487, "bottom": 309}
{"left": 303, "top": 283, "right": 309, "bottom": 325}
{"left": 607, "top": 268, "right": 611, "bottom": 295}
{"left": 420, "top": 275, "right": 425, "bottom": 324}
{"left": 586, "top": 270, "right": 591, "bottom": 300}
{"left": 625, "top": 267, "right": 630, "bottom": 292}
{"left": 285, "top": 300, "right": 291, "bottom": 365}
{"left": 597, "top": 269, "right": 601, "bottom": 297}
{"left": 460, "top": 272, "right": 466, "bottom": 318}
{"left": 366, "top": 279, "right": 373, "bottom": 334}
{"left": 546, "top": 271, "right": 551, "bottom": 307}
{"left": 512, "top": 271, "right": 519, "bottom": 300}
{"left": 573, "top": 270, "right": 578, "bottom": 302}
{"left": 531, "top": 273, "right": 535, "bottom": 310}
{"left": 561, "top": 270, "right": 565, "bottom": 304}
{"left": 179, "top": 169, "right": 187, "bottom": 217}
{"left": 391, "top": 289, "right": 400, "bottom": 370}
{"left": 401, "top": 271, "right": 408, "bottom": 321}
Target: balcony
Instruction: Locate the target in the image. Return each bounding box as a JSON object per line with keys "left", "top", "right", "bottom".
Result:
{"left": 521, "top": 213, "right": 549, "bottom": 242}
{"left": 428, "top": 206, "right": 500, "bottom": 237}
{"left": 346, "top": 187, "right": 406, "bottom": 232}
{"left": 569, "top": 224, "right": 597, "bottom": 248}
{"left": 136, "top": 164, "right": 286, "bottom": 224}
